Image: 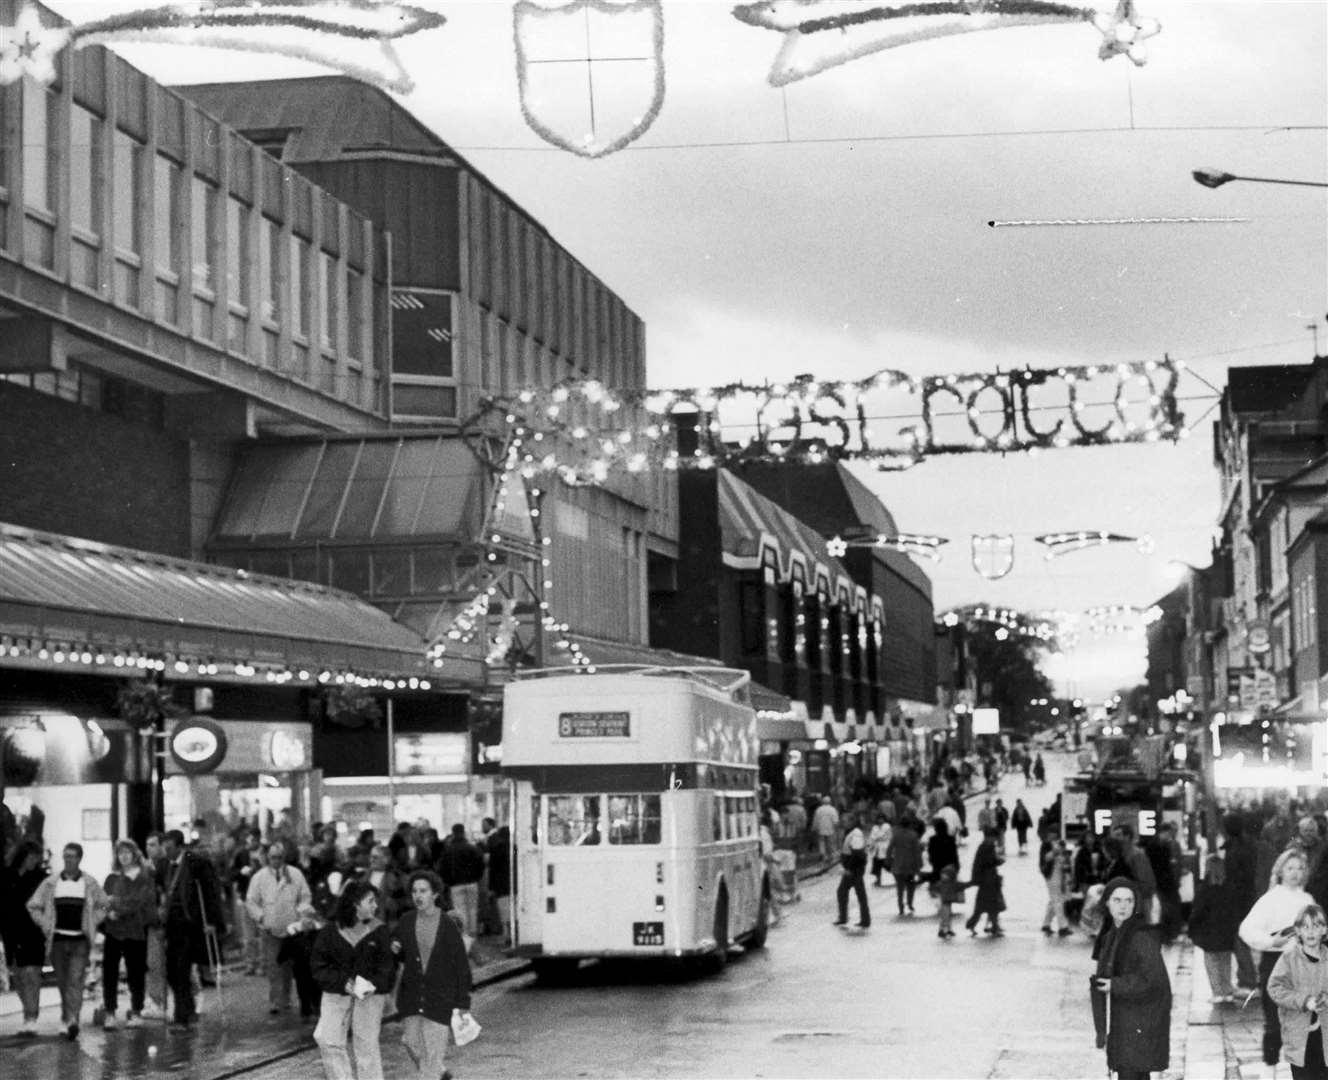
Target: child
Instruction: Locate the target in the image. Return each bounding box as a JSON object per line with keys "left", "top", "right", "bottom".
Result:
{"left": 935, "top": 865, "right": 969, "bottom": 939}
{"left": 1267, "top": 903, "right": 1328, "bottom": 1077}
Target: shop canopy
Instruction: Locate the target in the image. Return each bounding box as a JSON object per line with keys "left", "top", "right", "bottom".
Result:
{"left": 0, "top": 523, "right": 479, "bottom": 683}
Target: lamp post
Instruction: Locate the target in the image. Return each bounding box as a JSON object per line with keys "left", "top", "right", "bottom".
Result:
{"left": 1192, "top": 167, "right": 1328, "bottom": 190}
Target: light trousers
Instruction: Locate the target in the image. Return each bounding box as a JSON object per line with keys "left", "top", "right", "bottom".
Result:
{"left": 401, "top": 1014, "right": 450, "bottom": 1079}
{"left": 1203, "top": 948, "right": 1235, "bottom": 998}
{"left": 50, "top": 936, "right": 90, "bottom": 1026}
{"left": 450, "top": 883, "right": 479, "bottom": 938}
{"left": 314, "top": 992, "right": 386, "bottom": 1080}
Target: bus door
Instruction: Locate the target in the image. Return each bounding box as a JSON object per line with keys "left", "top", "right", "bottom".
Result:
{"left": 510, "top": 781, "right": 543, "bottom": 950}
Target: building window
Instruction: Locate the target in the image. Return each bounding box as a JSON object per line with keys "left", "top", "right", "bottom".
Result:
{"left": 21, "top": 83, "right": 53, "bottom": 213}
{"left": 111, "top": 130, "right": 140, "bottom": 255}
{"left": 226, "top": 196, "right": 249, "bottom": 308}
{"left": 153, "top": 155, "right": 181, "bottom": 275}
{"left": 259, "top": 216, "right": 280, "bottom": 323}
{"left": 290, "top": 235, "right": 310, "bottom": 337}
{"left": 319, "top": 250, "right": 337, "bottom": 351}
{"left": 191, "top": 176, "right": 217, "bottom": 292}
{"left": 346, "top": 268, "right": 364, "bottom": 361}
{"left": 69, "top": 104, "right": 103, "bottom": 235}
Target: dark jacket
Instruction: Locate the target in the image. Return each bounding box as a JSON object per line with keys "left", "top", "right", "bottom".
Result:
{"left": 310, "top": 921, "right": 395, "bottom": 996}
{"left": 436, "top": 838, "right": 485, "bottom": 888}
{"left": 1011, "top": 804, "right": 1033, "bottom": 833}
{"left": 1187, "top": 875, "right": 1242, "bottom": 954}
{"left": 1091, "top": 877, "right": 1171, "bottom": 1074}
{"left": 885, "top": 826, "right": 923, "bottom": 878}
{"left": 0, "top": 861, "right": 48, "bottom": 966}
{"left": 487, "top": 827, "right": 512, "bottom": 898}
{"left": 970, "top": 838, "right": 1005, "bottom": 914}
{"left": 927, "top": 832, "right": 959, "bottom": 877}
{"left": 1223, "top": 833, "right": 1259, "bottom": 915}
{"left": 392, "top": 909, "right": 472, "bottom": 1024}
{"left": 162, "top": 851, "right": 226, "bottom": 961}
{"left": 102, "top": 868, "right": 159, "bottom": 941}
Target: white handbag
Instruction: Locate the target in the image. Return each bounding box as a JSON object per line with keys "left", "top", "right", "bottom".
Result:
{"left": 451, "top": 1008, "right": 481, "bottom": 1047}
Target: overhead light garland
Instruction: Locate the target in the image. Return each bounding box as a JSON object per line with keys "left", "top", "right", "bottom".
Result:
{"left": 825, "top": 532, "right": 949, "bottom": 561}
{"left": 731, "top": 0, "right": 1161, "bottom": 87}
{"left": 1035, "top": 531, "right": 1156, "bottom": 559}
{"left": 486, "top": 357, "right": 1186, "bottom": 484}
{"left": 514, "top": 0, "right": 666, "bottom": 158}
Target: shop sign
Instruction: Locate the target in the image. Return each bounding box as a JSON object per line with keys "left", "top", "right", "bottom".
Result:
{"left": 267, "top": 729, "right": 306, "bottom": 770}
{"left": 395, "top": 733, "right": 468, "bottom": 776}
{"left": 169, "top": 718, "right": 228, "bottom": 774}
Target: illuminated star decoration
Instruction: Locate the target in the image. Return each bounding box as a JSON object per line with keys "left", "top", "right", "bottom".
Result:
{"left": 1091, "top": 0, "right": 1160, "bottom": 66}
{"left": 0, "top": 3, "right": 71, "bottom": 85}
{"left": 732, "top": 0, "right": 1106, "bottom": 87}
{"left": 66, "top": 1, "right": 447, "bottom": 94}
{"left": 514, "top": 0, "right": 666, "bottom": 158}
{"left": 826, "top": 532, "right": 949, "bottom": 562}
{"left": 1034, "top": 531, "right": 1156, "bottom": 559}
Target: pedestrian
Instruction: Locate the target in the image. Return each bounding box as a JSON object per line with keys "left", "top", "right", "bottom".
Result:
{"left": 100, "top": 839, "right": 157, "bottom": 1029}
{"left": 1189, "top": 853, "right": 1242, "bottom": 1005}
{"left": 1225, "top": 811, "right": 1264, "bottom": 995}
{"left": 25, "top": 841, "right": 108, "bottom": 1039}
{"left": 159, "top": 828, "right": 226, "bottom": 1028}
{"left": 436, "top": 824, "right": 485, "bottom": 940}
{"left": 1089, "top": 876, "right": 1172, "bottom": 1080}
{"left": 1242, "top": 849, "right": 1318, "bottom": 1073}
{"left": 994, "top": 798, "right": 1010, "bottom": 856}
{"left": 783, "top": 799, "right": 808, "bottom": 853}
{"left": 1147, "top": 821, "right": 1184, "bottom": 944}
{"left": 1, "top": 840, "right": 49, "bottom": 1036}
{"left": 141, "top": 831, "right": 170, "bottom": 1020}
{"left": 1110, "top": 824, "right": 1159, "bottom": 923}
{"left": 934, "top": 865, "right": 969, "bottom": 939}
{"left": 812, "top": 796, "right": 840, "bottom": 864}
{"left": 868, "top": 812, "right": 893, "bottom": 887}
{"left": 232, "top": 830, "right": 266, "bottom": 975}
{"left": 965, "top": 827, "right": 1006, "bottom": 937}
{"left": 311, "top": 880, "right": 396, "bottom": 1080}
{"left": 1267, "top": 903, "right": 1328, "bottom": 1080}
{"left": 247, "top": 841, "right": 313, "bottom": 1017}
{"left": 833, "top": 812, "right": 870, "bottom": 929}
{"left": 884, "top": 816, "right": 923, "bottom": 916}
{"left": 926, "top": 816, "right": 960, "bottom": 894}
{"left": 1041, "top": 837, "right": 1072, "bottom": 937}
{"left": 1033, "top": 753, "right": 1046, "bottom": 786}
{"left": 1011, "top": 799, "right": 1034, "bottom": 855}
{"left": 1022, "top": 755, "right": 1032, "bottom": 786}
{"left": 485, "top": 825, "right": 512, "bottom": 943}
{"left": 360, "top": 843, "right": 409, "bottom": 930}
{"left": 390, "top": 870, "right": 475, "bottom": 1080}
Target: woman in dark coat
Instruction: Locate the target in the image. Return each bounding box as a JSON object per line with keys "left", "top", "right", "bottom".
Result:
{"left": 927, "top": 817, "right": 959, "bottom": 886}
{"left": 1, "top": 840, "right": 48, "bottom": 1036}
{"left": 965, "top": 828, "right": 1007, "bottom": 936}
{"left": 1091, "top": 876, "right": 1171, "bottom": 1080}
{"left": 884, "top": 818, "right": 923, "bottom": 916}
{"left": 390, "top": 870, "right": 473, "bottom": 1080}
{"left": 1188, "top": 854, "right": 1242, "bottom": 1004}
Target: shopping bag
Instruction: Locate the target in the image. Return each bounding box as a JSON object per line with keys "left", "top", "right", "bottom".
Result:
{"left": 451, "top": 1008, "right": 481, "bottom": 1046}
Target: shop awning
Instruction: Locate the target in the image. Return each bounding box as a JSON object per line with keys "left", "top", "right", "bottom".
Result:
{"left": 717, "top": 470, "right": 849, "bottom": 578}
{"left": 0, "top": 523, "right": 476, "bottom": 682}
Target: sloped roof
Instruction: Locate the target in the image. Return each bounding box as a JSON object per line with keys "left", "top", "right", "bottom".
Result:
{"left": 0, "top": 523, "right": 439, "bottom": 677}
{"left": 175, "top": 77, "right": 445, "bottom": 163}
{"left": 717, "top": 470, "right": 849, "bottom": 580}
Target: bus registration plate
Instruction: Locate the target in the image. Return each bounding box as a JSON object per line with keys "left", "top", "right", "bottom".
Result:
{"left": 559, "top": 711, "right": 630, "bottom": 737}
{"left": 633, "top": 921, "right": 665, "bottom": 946}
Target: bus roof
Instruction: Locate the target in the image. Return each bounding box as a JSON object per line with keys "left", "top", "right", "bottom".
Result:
{"left": 509, "top": 664, "right": 752, "bottom": 702}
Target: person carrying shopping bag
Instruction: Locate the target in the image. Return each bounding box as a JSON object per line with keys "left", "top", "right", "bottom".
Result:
{"left": 390, "top": 870, "right": 476, "bottom": 1080}
{"left": 311, "top": 881, "right": 396, "bottom": 1080}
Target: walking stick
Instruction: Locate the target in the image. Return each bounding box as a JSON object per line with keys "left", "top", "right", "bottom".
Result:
{"left": 197, "top": 883, "right": 224, "bottom": 1017}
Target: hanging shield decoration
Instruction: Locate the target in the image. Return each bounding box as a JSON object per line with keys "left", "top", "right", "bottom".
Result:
{"left": 514, "top": 0, "right": 665, "bottom": 159}
{"left": 971, "top": 534, "right": 1016, "bottom": 580}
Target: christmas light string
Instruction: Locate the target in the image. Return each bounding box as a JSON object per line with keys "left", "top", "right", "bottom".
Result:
{"left": 1035, "top": 531, "right": 1156, "bottom": 559}
{"left": 486, "top": 356, "right": 1186, "bottom": 483}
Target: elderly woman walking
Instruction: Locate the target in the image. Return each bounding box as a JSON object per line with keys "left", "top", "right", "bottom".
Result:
{"left": 390, "top": 870, "right": 476, "bottom": 1080}
{"left": 1090, "top": 876, "right": 1172, "bottom": 1080}
{"left": 311, "top": 880, "right": 396, "bottom": 1080}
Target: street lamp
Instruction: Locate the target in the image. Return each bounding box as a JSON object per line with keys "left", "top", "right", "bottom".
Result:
{"left": 1193, "top": 167, "right": 1328, "bottom": 190}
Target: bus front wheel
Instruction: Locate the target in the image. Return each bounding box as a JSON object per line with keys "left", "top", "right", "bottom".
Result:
{"left": 531, "top": 958, "right": 580, "bottom": 984}
{"left": 703, "top": 889, "right": 730, "bottom": 974}
{"left": 747, "top": 887, "right": 771, "bottom": 950}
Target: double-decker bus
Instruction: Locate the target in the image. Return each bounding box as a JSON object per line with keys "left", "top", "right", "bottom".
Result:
{"left": 501, "top": 665, "right": 770, "bottom": 977}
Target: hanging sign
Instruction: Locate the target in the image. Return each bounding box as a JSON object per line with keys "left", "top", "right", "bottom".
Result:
{"left": 168, "top": 717, "right": 228, "bottom": 775}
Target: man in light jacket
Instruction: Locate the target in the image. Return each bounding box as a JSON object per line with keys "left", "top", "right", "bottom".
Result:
{"left": 245, "top": 843, "right": 311, "bottom": 1014}
{"left": 26, "top": 842, "right": 108, "bottom": 1039}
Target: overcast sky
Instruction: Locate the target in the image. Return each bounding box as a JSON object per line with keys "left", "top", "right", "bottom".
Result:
{"left": 44, "top": 0, "right": 1328, "bottom": 700}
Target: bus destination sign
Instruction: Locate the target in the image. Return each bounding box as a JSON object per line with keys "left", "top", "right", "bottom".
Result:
{"left": 558, "top": 711, "right": 631, "bottom": 738}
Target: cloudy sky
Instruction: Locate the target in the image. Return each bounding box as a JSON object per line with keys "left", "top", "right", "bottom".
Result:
{"left": 43, "top": 0, "right": 1328, "bottom": 699}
